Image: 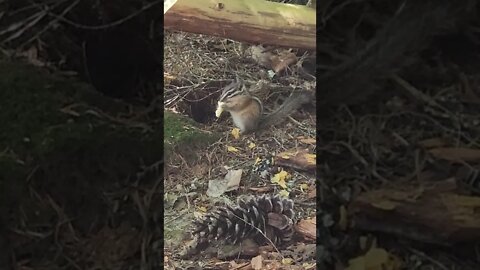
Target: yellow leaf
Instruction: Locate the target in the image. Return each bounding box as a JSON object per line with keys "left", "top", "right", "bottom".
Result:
{"left": 248, "top": 142, "right": 256, "bottom": 149}
{"left": 281, "top": 258, "right": 293, "bottom": 265}
{"left": 277, "top": 170, "right": 290, "bottom": 180}
{"left": 302, "top": 262, "right": 317, "bottom": 269}
{"left": 279, "top": 190, "right": 290, "bottom": 198}
{"left": 193, "top": 211, "right": 204, "bottom": 219}
{"left": 254, "top": 157, "right": 262, "bottom": 165}
{"left": 346, "top": 247, "right": 402, "bottom": 270}
{"left": 227, "top": 146, "right": 239, "bottom": 152}
{"left": 300, "top": 183, "right": 309, "bottom": 192}
{"left": 164, "top": 72, "right": 176, "bottom": 84}
{"left": 306, "top": 154, "right": 316, "bottom": 164}
{"left": 231, "top": 128, "right": 240, "bottom": 139}
{"left": 197, "top": 206, "right": 207, "bottom": 212}
{"left": 271, "top": 170, "right": 290, "bottom": 189}
{"left": 278, "top": 179, "right": 287, "bottom": 189}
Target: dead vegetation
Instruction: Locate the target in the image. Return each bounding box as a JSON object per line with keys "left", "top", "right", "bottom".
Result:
{"left": 163, "top": 29, "right": 317, "bottom": 269}
{"left": 318, "top": 0, "right": 480, "bottom": 269}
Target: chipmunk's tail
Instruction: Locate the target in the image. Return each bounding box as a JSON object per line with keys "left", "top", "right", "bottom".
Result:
{"left": 258, "top": 90, "right": 312, "bottom": 130}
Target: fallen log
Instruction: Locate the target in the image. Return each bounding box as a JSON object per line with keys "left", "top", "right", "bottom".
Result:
{"left": 349, "top": 179, "right": 480, "bottom": 245}
{"left": 164, "top": 0, "right": 316, "bottom": 49}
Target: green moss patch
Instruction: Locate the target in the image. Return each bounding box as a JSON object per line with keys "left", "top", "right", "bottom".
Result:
{"left": 0, "top": 59, "right": 163, "bottom": 267}
{"left": 164, "top": 111, "right": 219, "bottom": 161}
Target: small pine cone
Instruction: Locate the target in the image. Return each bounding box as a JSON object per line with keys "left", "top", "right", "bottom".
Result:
{"left": 181, "top": 194, "right": 295, "bottom": 257}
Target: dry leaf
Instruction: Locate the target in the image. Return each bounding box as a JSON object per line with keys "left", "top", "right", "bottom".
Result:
{"left": 248, "top": 142, "right": 256, "bottom": 149}
{"left": 249, "top": 186, "right": 273, "bottom": 193}
{"left": 276, "top": 149, "right": 316, "bottom": 172}
{"left": 227, "top": 146, "right": 239, "bottom": 152}
{"left": 299, "top": 183, "right": 309, "bottom": 192}
{"left": 429, "top": 147, "right": 480, "bottom": 162}
{"left": 346, "top": 247, "right": 402, "bottom": 270}
{"left": 248, "top": 45, "right": 275, "bottom": 68}
{"left": 279, "top": 189, "right": 290, "bottom": 198}
{"left": 271, "top": 170, "right": 290, "bottom": 189}
{"left": 231, "top": 128, "right": 241, "bottom": 139}
{"left": 225, "top": 169, "right": 243, "bottom": 191}
{"left": 206, "top": 169, "right": 243, "bottom": 197}
{"left": 193, "top": 211, "right": 204, "bottom": 219}
{"left": 295, "top": 217, "right": 316, "bottom": 241}
{"left": 251, "top": 255, "right": 263, "bottom": 270}
{"left": 164, "top": 72, "right": 176, "bottom": 84}
{"left": 299, "top": 137, "right": 316, "bottom": 145}
{"left": 281, "top": 258, "right": 293, "bottom": 265}
{"left": 271, "top": 52, "right": 298, "bottom": 74}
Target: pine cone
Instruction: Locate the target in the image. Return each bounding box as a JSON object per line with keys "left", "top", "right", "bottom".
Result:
{"left": 181, "top": 194, "right": 295, "bottom": 258}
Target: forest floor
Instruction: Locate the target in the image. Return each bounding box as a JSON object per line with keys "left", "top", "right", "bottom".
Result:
{"left": 163, "top": 31, "right": 317, "bottom": 269}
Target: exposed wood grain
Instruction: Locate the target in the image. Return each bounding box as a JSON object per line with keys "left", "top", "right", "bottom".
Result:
{"left": 349, "top": 179, "right": 480, "bottom": 244}
{"left": 164, "top": 0, "right": 316, "bottom": 49}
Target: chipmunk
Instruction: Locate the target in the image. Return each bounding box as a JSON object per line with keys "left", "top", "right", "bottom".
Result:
{"left": 215, "top": 77, "right": 312, "bottom": 134}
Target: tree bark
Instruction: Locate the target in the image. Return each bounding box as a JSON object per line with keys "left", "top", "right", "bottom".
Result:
{"left": 349, "top": 179, "right": 480, "bottom": 245}
{"left": 164, "top": 0, "right": 316, "bottom": 50}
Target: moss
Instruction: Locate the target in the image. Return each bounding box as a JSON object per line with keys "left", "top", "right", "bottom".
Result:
{"left": 164, "top": 111, "right": 219, "bottom": 160}
{"left": 0, "top": 59, "right": 163, "bottom": 236}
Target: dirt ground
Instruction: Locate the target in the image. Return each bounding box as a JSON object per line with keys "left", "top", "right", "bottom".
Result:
{"left": 163, "top": 31, "right": 317, "bottom": 269}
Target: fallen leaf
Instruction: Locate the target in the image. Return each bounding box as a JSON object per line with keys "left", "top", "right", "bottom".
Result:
{"left": 271, "top": 170, "right": 290, "bottom": 189}
{"left": 164, "top": 72, "right": 176, "bottom": 84}
{"left": 206, "top": 169, "right": 243, "bottom": 197}
{"left": 281, "top": 257, "right": 293, "bottom": 265}
{"left": 429, "top": 147, "right": 480, "bottom": 162}
{"left": 231, "top": 128, "right": 240, "bottom": 139}
{"left": 276, "top": 149, "right": 316, "bottom": 172}
{"left": 346, "top": 247, "right": 403, "bottom": 270}
{"left": 249, "top": 186, "right": 273, "bottom": 192}
{"left": 295, "top": 217, "right": 316, "bottom": 241}
{"left": 248, "top": 45, "right": 275, "bottom": 68}
{"left": 279, "top": 189, "right": 290, "bottom": 198}
{"left": 299, "top": 137, "right": 316, "bottom": 145}
{"left": 251, "top": 255, "right": 263, "bottom": 270}
{"left": 248, "top": 142, "right": 256, "bottom": 149}
{"left": 227, "top": 146, "right": 239, "bottom": 153}
{"left": 299, "top": 183, "right": 309, "bottom": 192}
{"left": 271, "top": 51, "right": 297, "bottom": 74}
{"left": 225, "top": 169, "right": 243, "bottom": 191}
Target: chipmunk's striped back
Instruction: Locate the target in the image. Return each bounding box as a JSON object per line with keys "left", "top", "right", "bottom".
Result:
{"left": 218, "top": 76, "right": 247, "bottom": 102}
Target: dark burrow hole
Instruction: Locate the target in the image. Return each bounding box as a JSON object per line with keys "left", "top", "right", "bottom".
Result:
{"left": 173, "top": 80, "right": 230, "bottom": 124}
